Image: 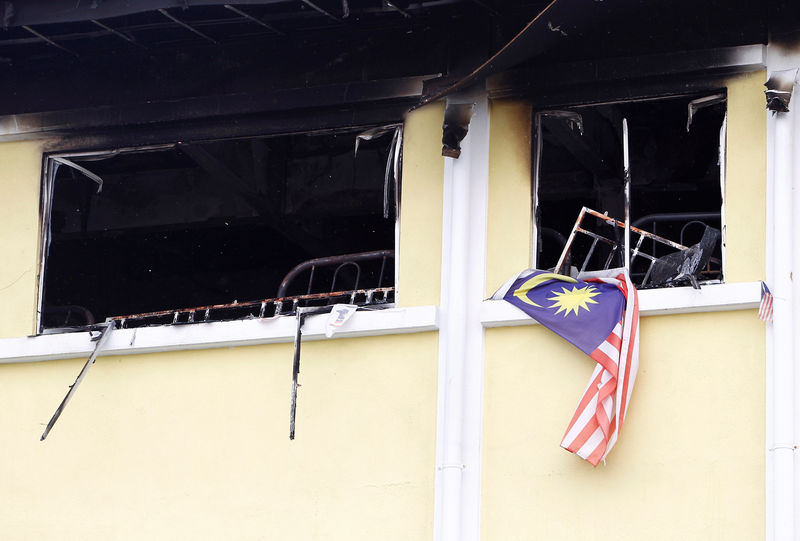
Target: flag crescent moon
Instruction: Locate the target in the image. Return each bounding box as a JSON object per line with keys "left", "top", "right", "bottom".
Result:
{"left": 512, "top": 272, "right": 578, "bottom": 307}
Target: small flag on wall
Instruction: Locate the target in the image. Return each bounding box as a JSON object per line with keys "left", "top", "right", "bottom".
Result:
{"left": 759, "top": 282, "right": 774, "bottom": 323}
{"left": 492, "top": 268, "right": 640, "bottom": 466}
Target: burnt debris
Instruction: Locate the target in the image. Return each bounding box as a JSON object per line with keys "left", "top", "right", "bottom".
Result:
{"left": 765, "top": 69, "right": 798, "bottom": 113}
{"left": 535, "top": 93, "right": 725, "bottom": 286}
{"left": 41, "top": 131, "right": 398, "bottom": 330}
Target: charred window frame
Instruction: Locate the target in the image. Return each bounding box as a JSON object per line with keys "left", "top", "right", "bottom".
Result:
{"left": 37, "top": 127, "right": 402, "bottom": 332}
{"left": 532, "top": 93, "right": 726, "bottom": 288}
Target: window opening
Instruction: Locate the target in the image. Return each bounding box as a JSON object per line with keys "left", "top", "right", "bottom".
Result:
{"left": 39, "top": 127, "right": 400, "bottom": 331}
{"left": 533, "top": 93, "right": 725, "bottom": 287}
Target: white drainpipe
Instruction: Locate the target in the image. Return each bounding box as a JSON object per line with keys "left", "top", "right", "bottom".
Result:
{"left": 766, "top": 49, "right": 798, "bottom": 541}
{"left": 433, "top": 91, "right": 490, "bottom": 541}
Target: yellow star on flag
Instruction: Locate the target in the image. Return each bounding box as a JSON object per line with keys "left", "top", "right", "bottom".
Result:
{"left": 547, "top": 285, "right": 601, "bottom": 317}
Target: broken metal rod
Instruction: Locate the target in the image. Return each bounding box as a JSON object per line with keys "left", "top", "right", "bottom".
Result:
{"left": 40, "top": 321, "right": 115, "bottom": 441}
{"left": 556, "top": 206, "right": 692, "bottom": 275}
{"left": 289, "top": 306, "right": 335, "bottom": 440}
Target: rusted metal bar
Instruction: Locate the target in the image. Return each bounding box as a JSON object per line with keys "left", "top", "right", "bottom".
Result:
{"left": 41, "top": 321, "right": 115, "bottom": 441}
{"left": 583, "top": 208, "right": 689, "bottom": 252}
{"left": 556, "top": 206, "right": 723, "bottom": 288}
{"left": 555, "top": 206, "right": 587, "bottom": 274}
{"left": 574, "top": 227, "right": 617, "bottom": 245}
{"left": 101, "top": 250, "right": 394, "bottom": 329}
{"left": 107, "top": 287, "right": 394, "bottom": 327}
{"left": 556, "top": 206, "right": 693, "bottom": 279}
{"left": 378, "top": 256, "right": 387, "bottom": 288}
{"left": 331, "top": 261, "right": 361, "bottom": 292}
{"left": 277, "top": 250, "right": 395, "bottom": 298}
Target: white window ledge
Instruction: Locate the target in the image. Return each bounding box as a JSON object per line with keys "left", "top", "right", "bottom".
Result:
{"left": 0, "top": 305, "right": 439, "bottom": 365}
{"left": 481, "top": 281, "right": 762, "bottom": 328}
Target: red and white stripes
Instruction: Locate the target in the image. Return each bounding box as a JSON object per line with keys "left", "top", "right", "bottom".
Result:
{"left": 560, "top": 272, "right": 640, "bottom": 466}
{"left": 758, "top": 282, "right": 774, "bottom": 323}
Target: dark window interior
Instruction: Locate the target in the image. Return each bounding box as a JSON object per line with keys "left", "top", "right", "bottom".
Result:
{"left": 535, "top": 95, "right": 725, "bottom": 285}
{"left": 41, "top": 129, "right": 396, "bottom": 329}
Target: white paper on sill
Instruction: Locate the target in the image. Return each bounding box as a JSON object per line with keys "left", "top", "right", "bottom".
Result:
{"left": 325, "top": 304, "right": 358, "bottom": 337}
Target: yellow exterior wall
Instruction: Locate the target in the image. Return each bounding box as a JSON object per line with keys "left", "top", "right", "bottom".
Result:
{"left": 0, "top": 109, "right": 444, "bottom": 539}
{"left": 482, "top": 73, "right": 766, "bottom": 539}
{"left": 482, "top": 313, "right": 764, "bottom": 540}
{"left": 398, "top": 103, "right": 445, "bottom": 307}
{"left": 0, "top": 69, "right": 767, "bottom": 540}
{"left": 0, "top": 141, "right": 44, "bottom": 338}
{"left": 0, "top": 333, "right": 438, "bottom": 540}
{"left": 726, "top": 71, "right": 767, "bottom": 281}
{"left": 486, "top": 100, "right": 532, "bottom": 296}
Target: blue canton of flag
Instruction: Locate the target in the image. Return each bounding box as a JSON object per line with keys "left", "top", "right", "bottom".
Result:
{"left": 498, "top": 270, "right": 625, "bottom": 355}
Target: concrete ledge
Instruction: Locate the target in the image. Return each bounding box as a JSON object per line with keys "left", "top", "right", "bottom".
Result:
{"left": 0, "top": 305, "right": 439, "bottom": 364}
{"left": 481, "top": 281, "right": 762, "bottom": 328}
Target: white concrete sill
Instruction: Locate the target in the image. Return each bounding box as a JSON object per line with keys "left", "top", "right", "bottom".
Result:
{"left": 0, "top": 305, "right": 439, "bottom": 364}
{"left": 481, "top": 281, "right": 762, "bottom": 328}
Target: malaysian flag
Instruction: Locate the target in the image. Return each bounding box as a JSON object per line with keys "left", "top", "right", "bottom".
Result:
{"left": 492, "top": 268, "right": 640, "bottom": 466}
{"left": 759, "top": 282, "right": 774, "bottom": 323}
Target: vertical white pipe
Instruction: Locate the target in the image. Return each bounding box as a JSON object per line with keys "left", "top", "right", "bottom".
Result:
{"left": 434, "top": 122, "right": 464, "bottom": 541}
{"left": 766, "top": 66, "right": 797, "bottom": 541}
{"left": 771, "top": 105, "right": 794, "bottom": 541}
{"left": 791, "top": 74, "right": 800, "bottom": 541}
{"left": 460, "top": 94, "right": 489, "bottom": 541}
{"left": 433, "top": 92, "right": 490, "bottom": 541}
{"left": 765, "top": 90, "right": 776, "bottom": 541}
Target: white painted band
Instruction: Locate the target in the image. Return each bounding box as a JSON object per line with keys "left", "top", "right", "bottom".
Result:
{"left": 481, "top": 281, "right": 762, "bottom": 328}
{"left": 0, "top": 305, "right": 439, "bottom": 364}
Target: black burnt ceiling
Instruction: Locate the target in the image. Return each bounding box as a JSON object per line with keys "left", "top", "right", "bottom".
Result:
{"left": 0, "top": 0, "right": 549, "bottom": 116}
{"left": 527, "top": 0, "right": 771, "bottom": 65}
{"left": 3, "top": 0, "right": 799, "bottom": 124}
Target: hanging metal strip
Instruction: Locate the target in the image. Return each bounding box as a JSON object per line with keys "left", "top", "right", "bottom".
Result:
{"left": 288, "top": 306, "right": 339, "bottom": 440}
{"left": 40, "top": 321, "right": 115, "bottom": 441}
{"left": 51, "top": 156, "right": 105, "bottom": 193}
